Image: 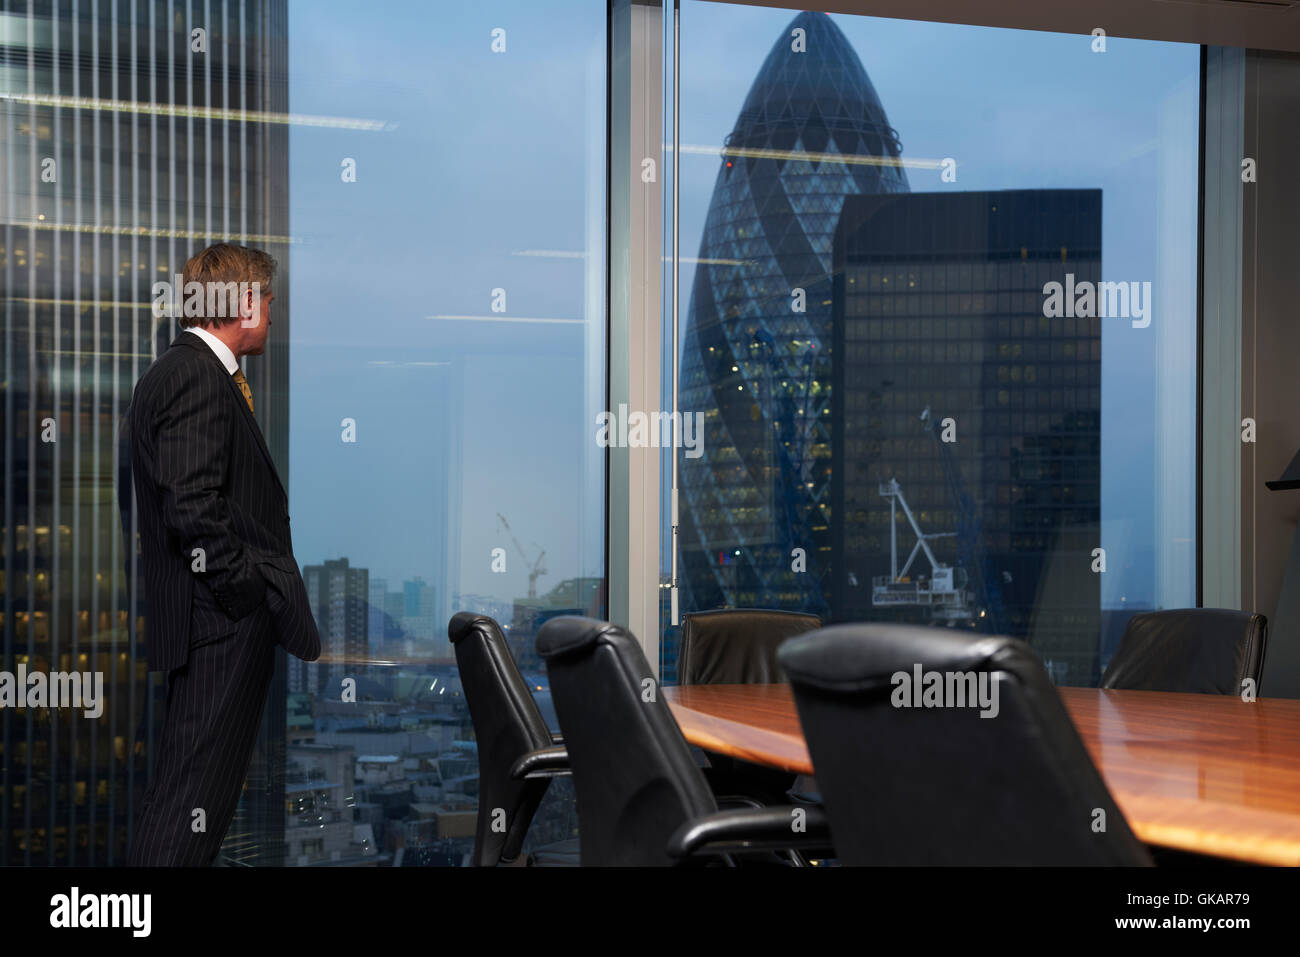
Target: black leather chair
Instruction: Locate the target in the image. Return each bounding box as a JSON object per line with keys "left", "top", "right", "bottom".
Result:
{"left": 679, "top": 608, "right": 823, "bottom": 684}
{"left": 778, "top": 623, "right": 1153, "bottom": 865}
{"left": 1101, "top": 609, "right": 1268, "bottom": 695}
{"left": 448, "top": 612, "right": 577, "bottom": 866}
{"left": 536, "top": 616, "right": 831, "bottom": 866}
{"left": 680, "top": 608, "right": 823, "bottom": 804}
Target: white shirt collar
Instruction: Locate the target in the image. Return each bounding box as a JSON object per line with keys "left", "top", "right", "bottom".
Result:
{"left": 184, "top": 325, "right": 240, "bottom": 374}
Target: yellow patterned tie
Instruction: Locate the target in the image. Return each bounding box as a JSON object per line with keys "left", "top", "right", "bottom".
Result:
{"left": 231, "top": 368, "right": 254, "bottom": 414}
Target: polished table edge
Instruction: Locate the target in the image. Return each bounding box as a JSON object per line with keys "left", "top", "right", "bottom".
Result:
{"left": 666, "top": 685, "right": 813, "bottom": 776}
{"left": 664, "top": 684, "right": 1300, "bottom": 866}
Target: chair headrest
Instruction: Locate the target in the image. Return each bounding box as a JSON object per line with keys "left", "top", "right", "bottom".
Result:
{"left": 778, "top": 623, "right": 1037, "bottom": 693}
{"left": 447, "top": 611, "right": 500, "bottom": 645}
{"left": 536, "top": 615, "right": 633, "bottom": 661}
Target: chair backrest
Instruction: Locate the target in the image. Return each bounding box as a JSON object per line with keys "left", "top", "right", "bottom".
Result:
{"left": 778, "top": 623, "right": 1152, "bottom": 865}
{"left": 1101, "top": 609, "right": 1268, "bottom": 695}
{"left": 679, "top": 608, "right": 823, "bottom": 685}
{"left": 448, "top": 612, "right": 555, "bottom": 866}
{"left": 536, "top": 616, "right": 717, "bottom": 866}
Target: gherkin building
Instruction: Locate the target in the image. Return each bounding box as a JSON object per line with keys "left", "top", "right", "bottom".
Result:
{"left": 678, "top": 10, "right": 910, "bottom": 617}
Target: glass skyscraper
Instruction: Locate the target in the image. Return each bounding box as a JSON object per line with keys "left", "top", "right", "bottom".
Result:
{"left": 676, "top": 12, "right": 1106, "bottom": 685}
{"left": 830, "top": 189, "right": 1103, "bottom": 685}
{"left": 678, "top": 10, "right": 909, "bottom": 622}
{"left": 1, "top": 0, "right": 289, "bottom": 864}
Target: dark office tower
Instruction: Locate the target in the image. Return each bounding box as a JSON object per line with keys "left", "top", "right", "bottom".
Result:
{"left": 678, "top": 11, "right": 909, "bottom": 624}
{"left": 1, "top": 3, "right": 289, "bottom": 864}
{"left": 298, "top": 558, "right": 370, "bottom": 696}
{"left": 830, "top": 190, "right": 1103, "bottom": 685}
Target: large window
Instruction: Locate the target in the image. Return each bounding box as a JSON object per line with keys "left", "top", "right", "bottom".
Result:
{"left": 280, "top": 0, "right": 606, "bottom": 866}
{"left": 0, "top": 0, "right": 604, "bottom": 866}
{"left": 661, "top": 4, "right": 1200, "bottom": 686}
{"left": 5, "top": 0, "right": 1294, "bottom": 871}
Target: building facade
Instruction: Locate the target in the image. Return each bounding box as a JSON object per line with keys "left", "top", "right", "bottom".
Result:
{"left": 831, "top": 189, "right": 1103, "bottom": 684}
{"left": 1, "top": 0, "right": 289, "bottom": 864}
{"left": 296, "top": 557, "right": 371, "bottom": 696}
{"left": 677, "top": 10, "right": 910, "bottom": 631}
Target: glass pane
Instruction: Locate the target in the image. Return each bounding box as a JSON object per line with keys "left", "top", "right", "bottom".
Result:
{"left": 664, "top": 4, "right": 1199, "bottom": 687}
{"left": 0, "top": 0, "right": 604, "bottom": 866}
{"left": 281, "top": 0, "right": 606, "bottom": 866}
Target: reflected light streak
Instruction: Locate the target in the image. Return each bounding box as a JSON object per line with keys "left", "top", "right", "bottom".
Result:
{"left": 0, "top": 91, "right": 393, "bottom": 130}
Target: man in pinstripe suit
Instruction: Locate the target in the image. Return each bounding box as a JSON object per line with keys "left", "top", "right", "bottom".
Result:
{"left": 122, "top": 243, "right": 320, "bottom": 866}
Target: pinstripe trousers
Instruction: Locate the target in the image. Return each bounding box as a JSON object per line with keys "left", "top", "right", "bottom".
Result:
{"left": 127, "top": 602, "right": 278, "bottom": 866}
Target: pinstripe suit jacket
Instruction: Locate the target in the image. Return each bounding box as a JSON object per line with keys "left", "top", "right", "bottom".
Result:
{"left": 123, "top": 330, "right": 321, "bottom": 673}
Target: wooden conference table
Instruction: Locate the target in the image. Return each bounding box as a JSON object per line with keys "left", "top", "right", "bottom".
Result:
{"left": 663, "top": 683, "right": 1300, "bottom": 866}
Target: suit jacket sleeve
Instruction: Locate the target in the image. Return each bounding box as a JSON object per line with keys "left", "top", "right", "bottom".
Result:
{"left": 152, "top": 366, "right": 267, "bottom": 621}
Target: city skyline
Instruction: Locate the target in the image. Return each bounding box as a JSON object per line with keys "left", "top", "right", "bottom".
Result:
{"left": 672, "top": 5, "right": 1198, "bottom": 624}
{"left": 281, "top": 4, "right": 1197, "bottom": 623}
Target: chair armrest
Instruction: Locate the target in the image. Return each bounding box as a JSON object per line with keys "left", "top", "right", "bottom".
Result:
{"left": 667, "top": 804, "right": 832, "bottom": 859}
{"left": 509, "top": 745, "right": 571, "bottom": 780}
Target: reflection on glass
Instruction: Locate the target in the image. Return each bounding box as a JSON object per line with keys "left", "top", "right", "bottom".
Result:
{"left": 666, "top": 6, "right": 1198, "bottom": 686}
{"left": 283, "top": 1, "right": 606, "bottom": 866}
{"left": 0, "top": 0, "right": 604, "bottom": 866}
{"left": 2, "top": 0, "right": 295, "bottom": 865}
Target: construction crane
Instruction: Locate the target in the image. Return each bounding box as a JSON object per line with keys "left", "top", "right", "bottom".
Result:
{"left": 920, "top": 407, "right": 1009, "bottom": 634}
{"left": 496, "top": 512, "right": 547, "bottom": 599}
{"left": 750, "top": 329, "right": 828, "bottom": 617}
{"left": 872, "top": 478, "right": 973, "bottom": 620}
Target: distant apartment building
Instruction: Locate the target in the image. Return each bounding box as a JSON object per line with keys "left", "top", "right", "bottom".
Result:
{"left": 293, "top": 558, "right": 370, "bottom": 695}
{"left": 285, "top": 742, "right": 371, "bottom": 865}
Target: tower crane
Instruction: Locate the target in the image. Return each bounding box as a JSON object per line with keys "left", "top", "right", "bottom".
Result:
{"left": 920, "top": 407, "right": 1009, "bottom": 634}
{"left": 872, "top": 477, "right": 972, "bottom": 619}
{"left": 496, "top": 512, "right": 547, "bottom": 599}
